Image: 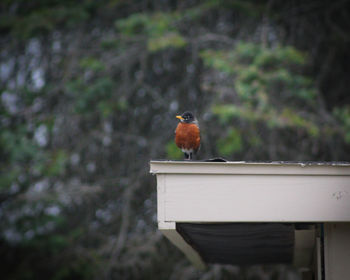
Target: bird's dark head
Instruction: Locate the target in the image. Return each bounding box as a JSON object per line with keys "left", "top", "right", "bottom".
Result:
{"left": 176, "top": 111, "right": 196, "bottom": 124}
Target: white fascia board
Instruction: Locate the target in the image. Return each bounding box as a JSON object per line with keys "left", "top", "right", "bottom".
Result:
{"left": 151, "top": 161, "right": 350, "bottom": 222}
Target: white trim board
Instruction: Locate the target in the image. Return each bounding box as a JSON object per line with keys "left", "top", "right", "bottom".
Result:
{"left": 151, "top": 161, "right": 350, "bottom": 223}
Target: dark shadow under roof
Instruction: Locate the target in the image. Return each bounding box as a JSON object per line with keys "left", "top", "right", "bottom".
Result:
{"left": 177, "top": 223, "right": 294, "bottom": 265}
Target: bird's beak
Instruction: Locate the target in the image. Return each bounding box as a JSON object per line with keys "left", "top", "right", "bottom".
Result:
{"left": 176, "top": 115, "right": 184, "bottom": 120}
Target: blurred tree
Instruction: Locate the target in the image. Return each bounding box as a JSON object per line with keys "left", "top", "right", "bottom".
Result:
{"left": 202, "top": 42, "right": 336, "bottom": 160}
{"left": 0, "top": 0, "right": 349, "bottom": 279}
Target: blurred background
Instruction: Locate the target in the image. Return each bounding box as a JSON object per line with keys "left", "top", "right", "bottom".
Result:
{"left": 1, "top": 0, "right": 350, "bottom": 279}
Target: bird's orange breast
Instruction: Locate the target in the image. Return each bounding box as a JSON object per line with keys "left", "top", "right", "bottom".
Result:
{"left": 175, "top": 123, "right": 200, "bottom": 151}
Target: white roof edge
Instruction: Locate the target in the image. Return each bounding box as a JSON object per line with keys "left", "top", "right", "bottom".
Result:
{"left": 150, "top": 160, "right": 350, "bottom": 175}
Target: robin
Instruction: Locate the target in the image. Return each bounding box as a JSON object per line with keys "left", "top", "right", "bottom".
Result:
{"left": 175, "top": 111, "right": 200, "bottom": 160}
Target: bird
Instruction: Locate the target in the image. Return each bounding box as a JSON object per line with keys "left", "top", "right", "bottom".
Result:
{"left": 175, "top": 111, "right": 200, "bottom": 160}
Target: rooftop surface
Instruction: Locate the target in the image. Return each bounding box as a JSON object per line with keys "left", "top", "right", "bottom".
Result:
{"left": 150, "top": 160, "right": 350, "bottom": 175}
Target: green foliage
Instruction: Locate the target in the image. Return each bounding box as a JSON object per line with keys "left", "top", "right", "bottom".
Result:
{"left": 67, "top": 56, "right": 131, "bottom": 117}
{"left": 217, "top": 129, "right": 243, "bottom": 156}
{"left": 148, "top": 32, "right": 187, "bottom": 52}
{"left": 212, "top": 104, "right": 254, "bottom": 124}
{"left": 201, "top": 41, "right": 328, "bottom": 157}
{"left": 200, "top": 50, "right": 235, "bottom": 74}
{"left": 51, "top": 257, "right": 95, "bottom": 280}
{"left": 166, "top": 141, "right": 183, "bottom": 159}
{"left": 67, "top": 77, "right": 117, "bottom": 116}
{"left": 333, "top": 106, "right": 350, "bottom": 143}
{"left": 202, "top": 42, "right": 319, "bottom": 135}
{"left": 235, "top": 41, "right": 261, "bottom": 63}
{"left": 281, "top": 108, "right": 319, "bottom": 137}
{"left": 16, "top": 209, "right": 64, "bottom": 239}
{"left": 0, "top": 123, "right": 58, "bottom": 192}
{"left": 101, "top": 38, "right": 121, "bottom": 50}
{"left": 0, "top": 169, "right": 19, "bottom": 191}
{"left": 1, "top": 2, "right": 91, "bottom": 39}
{"left": 116, "top": 13, "right": 151, "bottom": 36}
{"left": 45, "top": 150, "right": 69, "bottom": 176}
{"left": 79, "top": 57, "right": 105, "bottom": 72}
{"left": 116, "top": 12, "right": 187, "bottom": 52}
{"left": 1, "top": 126, "right": 42, "bottom": 163}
